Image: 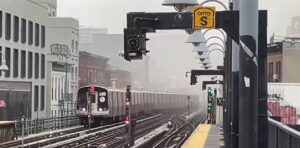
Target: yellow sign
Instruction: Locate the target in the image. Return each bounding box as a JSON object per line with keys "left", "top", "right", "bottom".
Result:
{"left": 193, "top": 6, "right": 216, "bottom": 29}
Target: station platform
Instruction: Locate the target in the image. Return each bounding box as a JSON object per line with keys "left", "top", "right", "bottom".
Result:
{"left": 182, "top": 124, "right": 224, "bottom": 148}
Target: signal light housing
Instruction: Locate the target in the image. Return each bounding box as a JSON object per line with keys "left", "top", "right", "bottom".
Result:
{"left": 125, "top": 115, "right": 130, "bottom": 124}
{"left": 190, "top": 74, "right": 197, "bottom": 85}
{"left": 123, "top": 28, "right": 149, "bottom": 61}
{"left": 208, "top": 87, "right": 213, "bottom": 96}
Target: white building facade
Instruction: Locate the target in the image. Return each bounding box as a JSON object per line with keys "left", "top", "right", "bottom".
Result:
{"left": 47, "top": 17, "right": 79, "bottom": 117}
{"left": 0, "top": 0, "right": 79, "bottom": 120}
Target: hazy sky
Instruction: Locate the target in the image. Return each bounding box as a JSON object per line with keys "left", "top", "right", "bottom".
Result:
{"left": 57, "top": 0, "right": 299, "bottom": 93}
{"left": 58, "top": 0, "right": 300, "bottom": 37}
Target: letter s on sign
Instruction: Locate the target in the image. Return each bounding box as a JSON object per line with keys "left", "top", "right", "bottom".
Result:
{"left": 200, "top": 16, "right": 208, "bottom": 25}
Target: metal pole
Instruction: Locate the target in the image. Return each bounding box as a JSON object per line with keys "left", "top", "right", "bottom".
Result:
{"left": 88, "top": 94, "right": 91, "bottom": 132}
{"left": 231, "top": 0, "right": 239, "bottom": 148}
{"left": 65, "top": 58, "right": 68, "bottom": 127}
{"left": 257, "top": 11, "right": 268, "bottom": 148}
{"left": 239, "top": 0, "right": 258, "bottom": 147}
{"left": 21, "top": 115, "right": 24, "bottom": 147}
{"left": 224, "top": 2, "right": 233, "bottom": 146}
{"left": 127, "top": 85, "right": 134, "bottom": 146}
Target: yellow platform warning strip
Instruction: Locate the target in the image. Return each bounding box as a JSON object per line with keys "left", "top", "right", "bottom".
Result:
{"left": 181, "top": 124, "right": 211, "bottom": 148}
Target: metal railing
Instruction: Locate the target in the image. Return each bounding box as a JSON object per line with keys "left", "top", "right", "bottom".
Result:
{"left": 268, "top": 117, "right": 300, "bottom": 148}
{"left": 14, "top": 116, "right": 80, "bottom": 136}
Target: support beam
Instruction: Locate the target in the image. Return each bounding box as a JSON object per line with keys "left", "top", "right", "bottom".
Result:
{"left": 202, "top": 81, "right": 224, "bottom": 90}
{"left": 239, "top": 0, "right": 258, "bottom": 147}
{"left": 127, "top": 11, "right": 240, "bottom": 42}
{"left": 257, "top": 11, "right": 268, "bottom": 148}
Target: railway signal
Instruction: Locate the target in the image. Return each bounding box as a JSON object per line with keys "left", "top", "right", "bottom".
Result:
{"left": 208, "top": 87, "right": 213, "bottom": 96}
{"left": 125, "top": 85, "right": 134, "bottom": 147}
{"left": 123, "top": 29, "right": 149, "bottom": 61}
{"left": 214, "top": 88, "right": 217, "bottom": 96}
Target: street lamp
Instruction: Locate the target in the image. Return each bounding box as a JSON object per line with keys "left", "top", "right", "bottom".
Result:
{"left": 201, "top": 65, "right": 213, "bottom": 70}
{"left": 162, "top": 0, "right": 198, "bottom": 12}
{"left": 0, "top": 60, "right": 9, "bottom": 71}
{"left": 195, "top": 53, "right": 209, "bottom": 61}
{"left": 193, "top": 44, "right": 209, "bottom": 55}
{"left": 208, "top": 48, "right": 225, "bottom": 57}
{"left": 186, "top": 30, "right": 207, "bottom": 46}
{"left": 206, "top": 36, "right": 226, "bottom": 47}
{"left": 201, "top": 59, "right": 212, "bottom": 66}
{"left": 207, "top": 43, "right": 225, "bottom": 51}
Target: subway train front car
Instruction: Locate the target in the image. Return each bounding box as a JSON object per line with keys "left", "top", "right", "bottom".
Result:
{"left": 77, "top": 85, "right": 109, "bottom": 126}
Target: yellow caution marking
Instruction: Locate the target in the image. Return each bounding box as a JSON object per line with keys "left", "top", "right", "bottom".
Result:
{"left": 181, "top": 124, "right": 211, "bottom": 148}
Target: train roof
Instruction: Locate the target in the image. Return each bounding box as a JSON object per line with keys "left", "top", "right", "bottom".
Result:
{"left": 79, "top": 85, "right": 198, "bottom": 96}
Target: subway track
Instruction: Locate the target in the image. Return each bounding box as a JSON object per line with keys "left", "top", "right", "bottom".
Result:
{"left": 0, "top": 114, "right": 162, "bottom": 148}
{"left": 151, "top": 113, "right": 207, "bottom": 148}
{"left": 0, "top": 126, "right": 87, "bottom": 148}
{"left": 65, "top": 114, "right": 166, "bottom": 148}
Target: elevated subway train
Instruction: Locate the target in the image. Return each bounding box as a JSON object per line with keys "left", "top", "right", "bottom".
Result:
{"left": 76, "top": 85, "right": 203, "bottom": 126}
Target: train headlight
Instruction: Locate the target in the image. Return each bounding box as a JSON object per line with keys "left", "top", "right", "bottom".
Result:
{"left": 82, "top": 108, "right": 86, "bottom": 111}
{"left": 99, "top": 97, "right": 106, "bottom": 103}
{"left": 99, "top": 108, "right": 103, "bottom": 111}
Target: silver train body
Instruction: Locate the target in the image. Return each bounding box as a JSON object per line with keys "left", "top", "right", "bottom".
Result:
{"left": 76, "top": 85, "right": 203, "bottom": 125}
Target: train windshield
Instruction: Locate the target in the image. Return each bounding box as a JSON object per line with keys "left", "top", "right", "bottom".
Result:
{"left": 77, "top": 89, "right": 87, "bottom": 110}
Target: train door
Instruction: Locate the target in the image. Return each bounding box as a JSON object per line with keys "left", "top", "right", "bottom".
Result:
{"left": 132, "top": 92, "right": 135, "bottom": 115}
{"left": 116, "top": 92, "right": 119, "bottom": 118}
{"left": 88, "top": 91, "right": 98, "bottom": 114}
{"left": 110, "top": 91, "right": 114, "bottom": 117}
{"left": 121, "top": 92, "right": 124, "bottom": 116}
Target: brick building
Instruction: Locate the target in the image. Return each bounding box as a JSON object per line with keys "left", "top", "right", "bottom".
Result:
{"left": 267, "top": 39, "right": 300, "bottom": 83}
{"left": 110, "top": 66, "right": 131, "bottom": 89}
{"left": 79, "top": 51, "right": 110, "bottom": 87}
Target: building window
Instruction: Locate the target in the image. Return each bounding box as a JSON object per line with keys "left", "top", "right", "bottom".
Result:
{"left": 0, "top": 11, "right": 2, "bottom": 38}
{"left": 21, "top": 50, "right": 26, "bottom": 78}
{"left": 28, "top": 52, "right": 33, "bottom": 78}
{"left": 75, "top": 67, "right": 78, "bottom": 80}
{"left": 75, "top": 41, "right": 78, "bottom": 53}
{"left": 5, "top": 47, "right": 11, "bottom": 77}
{"left": 35, "top": 53, "right": 39, "bottom": 79}
{"left": 58, "top": 78, "right": 60, "bottom": 100}
{"left": 35, "top": 23, "right": 39, "bottom": 47}
{"left": 71, "top": 67, "right": 74, "bottom": 80}
{"left": 276, "top": 61, "right": 281, "bottom": 80}
{"left": 41, "top": 85, "right": 45, "bottom": 111}
{"left": 71, "top": 40, "right": 74, "bottom": 52}
{"left": 34, "top": 85, "right": 39, "bottom": 111}
{"left": 28, "top": 21, "right": 33, "bottom": 45}
{"left": 41, "top": 25, "right": 45, "bottom": 48}
{"left": 5, "top": 13, "right": 11, "bottom": 40}
{"left": 13, "top": 16, "right": 19, "bottom": 42}
{"left": 41, "top": 54, "right": 45, "bottom": 79}
{"left": 55, "top": 78, "right": 57, "bottom": 100}
{"left": 269, "top": 62, "right": 273, "bottom": 81}
{"left": 21, "top": 18, "right": 26, "bottom": 43}
{"left": 13, "top": 49, "right": 19, "bottom": 78}
{"left": 52, "top": 78, "right": 54, "bottom": 100}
